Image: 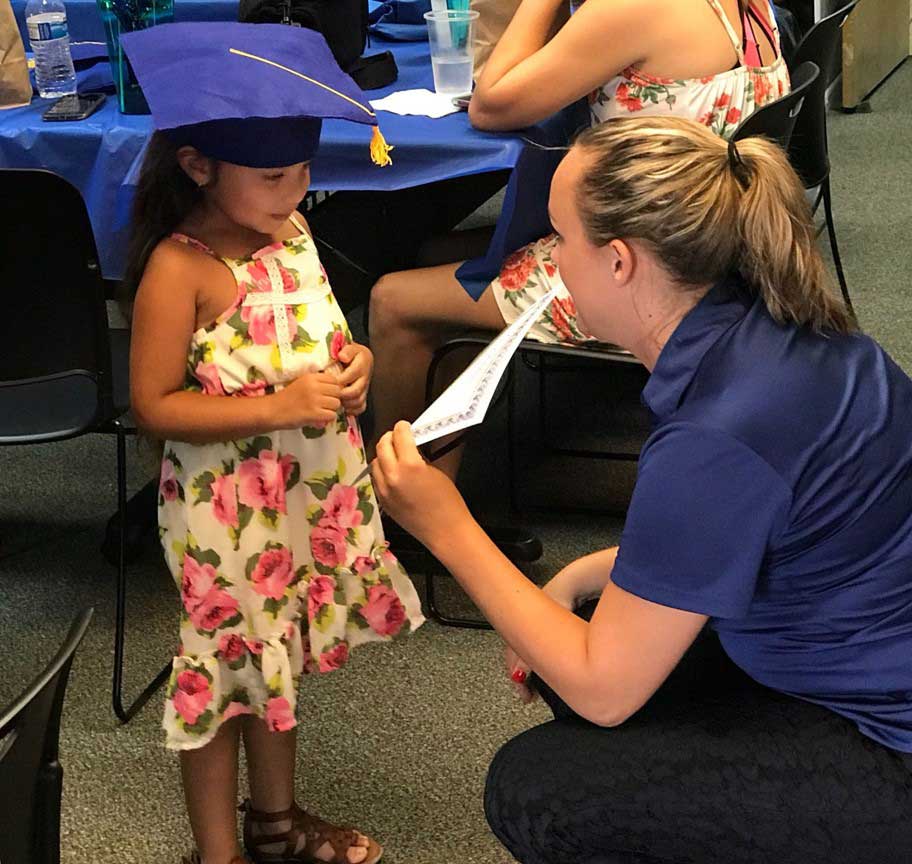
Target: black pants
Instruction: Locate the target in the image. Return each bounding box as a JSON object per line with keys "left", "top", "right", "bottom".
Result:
{"left": 484, "top": 614, "right": 912, "bottom": 864}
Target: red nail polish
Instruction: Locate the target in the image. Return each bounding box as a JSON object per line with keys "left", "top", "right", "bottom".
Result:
{"left": 511, "top": 668, "right": 527, "bottom": 684}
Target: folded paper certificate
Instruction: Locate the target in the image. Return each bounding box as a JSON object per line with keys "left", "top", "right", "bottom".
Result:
{"left": 352, "top": 287, "right": 558, "bottom": 485}
{"left": 411, "top": 286, "right": 558, "bottom": 446}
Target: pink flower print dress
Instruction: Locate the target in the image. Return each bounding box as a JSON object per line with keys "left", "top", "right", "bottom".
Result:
{"left": 158, "top": 215, "right": 425, "bottom": 751}
{"left": 489, "top": 0, "right": 790, "bottom": 345}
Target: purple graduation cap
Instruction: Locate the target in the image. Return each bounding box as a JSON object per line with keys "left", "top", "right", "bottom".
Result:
{"left": 120, "top": 22, "right": 392, "bottom": 168}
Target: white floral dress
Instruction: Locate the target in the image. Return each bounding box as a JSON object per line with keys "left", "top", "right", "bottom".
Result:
{"left": 158, "top": 216, "right": 425, "bottom": 751}
{"left": 491, "top": 0, "right": 791, "bottom": 344}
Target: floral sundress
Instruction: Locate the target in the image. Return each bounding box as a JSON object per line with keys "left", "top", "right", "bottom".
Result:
{"left": 490, "top": 0, "right": 791, "bottom": 344}
{"left": 158, "top": 215, "right": 425, "bottom": 751}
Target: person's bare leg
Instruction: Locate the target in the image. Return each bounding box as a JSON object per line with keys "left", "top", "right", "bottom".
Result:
{"left": 368, "top": 262, "right": 505, "bottom": 477}
{"left": 243, "top": 718, "right": 296, "bottom": 813}
{"left": 180, "top": 718, "right": 244, "bottom": 864}
{"left": 242, "top": 719, "right": 371, "bottom": 863}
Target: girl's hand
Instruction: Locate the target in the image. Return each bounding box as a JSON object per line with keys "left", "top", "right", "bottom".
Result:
{"left": 372, "top": 421, "right": 472, "bottom": 548}
{"left": 337, "top": 343, "right": 373, "bottom": 416}
{"left": 276, "top": 371, "right": 342, "bottom": 429}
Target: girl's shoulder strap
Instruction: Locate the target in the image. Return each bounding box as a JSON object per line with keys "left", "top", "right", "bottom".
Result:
{"left": 169, "top": 232, "right": 219, "bottom": 258}
{"left": 288, "top": 212, "right": 308, "bottom": 236}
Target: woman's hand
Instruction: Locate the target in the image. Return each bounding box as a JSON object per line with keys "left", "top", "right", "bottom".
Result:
{"left": 372, "top": 421, "right": 473, "bottom": 549}
{"left": 503, "top": 577, "right": 577, "bottom": 703}
{"left": 275, "top": 371, "right": 342, "bottom": 429}
{"left": 337, "top": 343, "right": 373, "bottom": 416}
{"left": 504, "top": 644, "right": 537, "bottom": 704}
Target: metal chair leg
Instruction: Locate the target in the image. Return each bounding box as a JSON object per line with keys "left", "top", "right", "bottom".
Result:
{"left": 506, "top": 357, "right": 521, "bottom": 514}
{"left": 822, "top": 178, "right": 853, "bottom": 315}
{"left": 809, "top": 185, "right": 824, "bottom": 217}
{"left": 424, "top": 569, "right": 493, "bottom": 630}
{"left": 538, "top": 351, "right": 548, "bottom": 444}
{"left": 111, "top": 421, "right": 170, "bottom": 724}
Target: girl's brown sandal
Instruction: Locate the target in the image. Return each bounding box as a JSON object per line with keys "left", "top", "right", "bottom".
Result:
{"left": 240, "top": 800, "right": 382, "bottom": 864}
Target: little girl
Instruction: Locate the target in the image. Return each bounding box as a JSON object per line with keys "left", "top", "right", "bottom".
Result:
{"left": 122, "top": 22, "right": 423, "bottom": 864}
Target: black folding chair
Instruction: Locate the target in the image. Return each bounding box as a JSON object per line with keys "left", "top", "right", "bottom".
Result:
{"left": 0, "top": 170, "right": 169, "bottom": 722}
{"left": 731, "top": 60, "right": 819, "bottom": 146}
{"left": 790, "top": 1, "right": 857, "bottom": 85}
{"left": 787, "top": 1, "right": 859, "bottom": 313}
{"left": 0, "top": 608, "right": 93, "bottom": 864}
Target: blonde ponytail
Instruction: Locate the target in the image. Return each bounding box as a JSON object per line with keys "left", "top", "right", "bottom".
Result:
{"left": 732, "top": 137, "right": 853, "bottom": 332}
{"left": 574, "top": 117, "right": 855, "bottom": 334}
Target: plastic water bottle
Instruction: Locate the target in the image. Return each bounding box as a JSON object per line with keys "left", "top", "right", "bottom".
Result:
{"left": 25, "top": 0, "right": 77, "bottom": 99}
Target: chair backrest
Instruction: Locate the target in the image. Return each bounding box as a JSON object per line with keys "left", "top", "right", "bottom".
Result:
{"left": 731, "top": 61, "right": 820, "bottom": 149}
{"left": 0, "top": 171, "right": 114, "bottom": 443}
{"left": 791, "top": 0, "right": 859, "bottom": 84}
{"left": 0, "top": 608, "right": 93, "bottom": 864}
{"left": 786, "top": 2, "right": 858, "bottom": 190}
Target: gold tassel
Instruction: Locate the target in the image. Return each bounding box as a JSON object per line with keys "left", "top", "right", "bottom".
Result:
{"left": 370, "top": 125, "right": 394, "bottom": 167}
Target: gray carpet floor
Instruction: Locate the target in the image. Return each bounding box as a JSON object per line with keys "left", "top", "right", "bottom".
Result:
{"left": 0, "top": 60, "right": 910, "bottom": 864}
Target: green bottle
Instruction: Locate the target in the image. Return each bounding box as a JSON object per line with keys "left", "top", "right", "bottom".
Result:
{"left": 95, "top": 0, "right": 173, "bottom": 114}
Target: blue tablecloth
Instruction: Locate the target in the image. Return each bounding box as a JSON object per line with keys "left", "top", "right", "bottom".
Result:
{"left": 0, "top": 32, "right": 563, "bottom": 282}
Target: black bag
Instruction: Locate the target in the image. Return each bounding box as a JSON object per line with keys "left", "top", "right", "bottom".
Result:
{"left": 239, "top": 0, "right": 397, "bottom": 89}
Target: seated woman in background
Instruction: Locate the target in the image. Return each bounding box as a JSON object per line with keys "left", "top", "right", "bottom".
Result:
{"left": 371, "top": 116, "right": 912, "bottom": 864}
{"left": 368, "top": 0, "right": 790, "bottom": 470}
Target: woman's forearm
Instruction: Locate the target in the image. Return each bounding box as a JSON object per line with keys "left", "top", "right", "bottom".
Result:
{"left": 548, "top": 547, "right": 619, "bottom": 606}
{"left": 476, "top": 0, "right": 565, "bottom": 86}
{"left": 470, "top": 0, "right": 568, "bottom": 127}
{"left": 428, "top": 518, "right": 623, "bottom": 724}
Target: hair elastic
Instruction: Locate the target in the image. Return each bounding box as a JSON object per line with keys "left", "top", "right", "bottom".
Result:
{"left": 728, "top": 138, "right": 751, "bottom": 189}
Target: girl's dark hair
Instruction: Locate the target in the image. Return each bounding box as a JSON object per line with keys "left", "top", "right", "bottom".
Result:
{"left": 122, "top": 132, "right": 209, "bottom": 304}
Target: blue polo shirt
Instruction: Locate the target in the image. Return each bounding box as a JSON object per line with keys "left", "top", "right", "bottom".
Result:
{"left": 611, "top": 276, "right": 912, "bottom": 752}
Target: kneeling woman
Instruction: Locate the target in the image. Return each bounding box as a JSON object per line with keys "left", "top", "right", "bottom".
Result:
{"left": 372, "top": 117, "right": 912, "bottom": 864}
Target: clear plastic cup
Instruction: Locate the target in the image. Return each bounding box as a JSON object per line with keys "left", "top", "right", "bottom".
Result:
{"left": 423, "top": 9, "right": 479, "bottom": 97}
